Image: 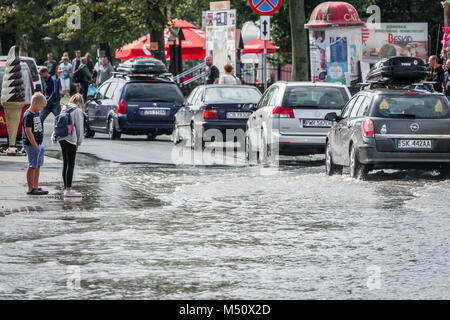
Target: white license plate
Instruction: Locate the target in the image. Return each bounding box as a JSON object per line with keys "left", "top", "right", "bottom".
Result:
{"left": 226, "top": 112, "right": 252, "bottom": 119}
{"left": 302, "top": 119, "right": 332, "bottom": 127}
{"left": 144, "top": 109, "right": 167, "bottom": 116}
{"left": 397, "top": 139, "right": 432, "bottom": 149}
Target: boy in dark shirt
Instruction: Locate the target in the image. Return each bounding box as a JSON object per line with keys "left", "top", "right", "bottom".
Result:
{"left": 23, "top": 93, "right": 48, "bottom": 195}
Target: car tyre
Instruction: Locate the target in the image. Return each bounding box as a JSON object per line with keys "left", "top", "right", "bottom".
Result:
{"left": 439, "top": 165, "right": 450, "bottom": 178}
{"left": 172, "top": 126, "right": 181, "bottom": 145}
{"left": 325, "top": 142, "right": 342, "bottom": 176}
{"left": 258, "top": 133, "right": 273, "bottom": 165}
{"left": 108, "top": 117, "right": 121, "bottom": 140}
{"left": 349, "top": 145, "right": 368, "bottom": 180}
{"left": 245, "top": 135, "right": 257, "bottom": 165}
{"left": 191, "top": 125, "right": 204, "bottom": 150}
{"left": 84, "top": 122, "right": 95, "bottom": 138}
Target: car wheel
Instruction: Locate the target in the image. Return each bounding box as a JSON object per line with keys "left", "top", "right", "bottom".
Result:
{"left": 191, "top": 125, "right": 204, "bottom": 150}
{"left": 439, "top": 165, "right": 450, "bottom": 178}
{"left": 245, "top": 135, "right": 256, "bottom": 165}
{"left": 325, "top": 142, "right": 342, "bottom": 176}
{"left": 147, "top": 133, "right": 157, "bottom": 141}
{"left": 258, "top": 133, "right": 273, "bottom": 165}
{"left": 172, "top": 126, "right": 181, "bottom": 145}
{"left": 84, "top": 122, "right": 95, "bottom": 138}
{"left": 108, "top": 117, "right": 121, "bottom": 140}
{"left": 349, "top": 145, "right": 368, "bottom": 180}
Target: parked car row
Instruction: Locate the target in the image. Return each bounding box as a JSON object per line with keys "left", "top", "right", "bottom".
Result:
{"left": 83, "top": 57, "right": 450, "bottom": 180}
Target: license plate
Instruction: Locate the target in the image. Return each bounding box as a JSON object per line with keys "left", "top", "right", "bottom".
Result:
{"left": 397, "top": 139, "right": 432, "bottom": 149}
{"left": 144, "top": 109, "right": 167, "bottom": 116}
{"left": 226, "top": 112, "right": 252, "bottom": 119}
{"left": 302, "top": 119, "right": 332, "bottom": 128}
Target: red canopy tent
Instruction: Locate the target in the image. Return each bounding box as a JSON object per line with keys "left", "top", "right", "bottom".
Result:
{"left": 242, "top": 39, "right": 279, "bottom": 54}
{"left": 115, "top": 19, "right": 206, "bottom": 61}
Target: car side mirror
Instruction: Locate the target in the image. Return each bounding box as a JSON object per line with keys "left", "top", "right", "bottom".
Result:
{"left": 325, "top": 112, "right": 339, "bottom": 122}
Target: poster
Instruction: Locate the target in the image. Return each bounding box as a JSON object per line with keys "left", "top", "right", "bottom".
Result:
{"left": 205, "top": 9, "right": 236, "bottom": 75}
{"left": 309, "top": 30, "right": 327, "bottom": 82}
{"left": 309, "top": 26, "right": 362, "bottom": 85}
{"left": 362, "top": 23, "right": 428, "bottom": 64}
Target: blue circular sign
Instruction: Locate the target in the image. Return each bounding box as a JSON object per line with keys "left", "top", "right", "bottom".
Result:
{"left": 249, "top": 0, "right": 282, "bottom": 16}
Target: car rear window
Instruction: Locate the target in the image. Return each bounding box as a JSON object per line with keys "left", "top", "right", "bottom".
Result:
{"left": 204, "top": 87, "right": 262, "bottom": 104}
{"left": 372, "top": 94, "right": 450, "bottom": 119}
{"left": 0, "top": 66, "right": 33, "bottom": 103}
{"left": 124, "top": 82, "right": 184, "bottom": 104}
{"left": 282, "top": 86, "right": 349, "bottom": 109}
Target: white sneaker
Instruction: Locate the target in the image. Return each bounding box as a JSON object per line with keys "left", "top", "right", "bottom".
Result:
{"left": 64, "top": 190, "right": 82, "bottom": 197}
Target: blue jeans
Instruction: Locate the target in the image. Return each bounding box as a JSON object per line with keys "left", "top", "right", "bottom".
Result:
{"left": 40, "top": 102, "right": 61, "bottom": 123}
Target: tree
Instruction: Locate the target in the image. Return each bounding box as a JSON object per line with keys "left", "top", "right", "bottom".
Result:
{"left": 289, "top": 0, "right": 308, "bottom": 81}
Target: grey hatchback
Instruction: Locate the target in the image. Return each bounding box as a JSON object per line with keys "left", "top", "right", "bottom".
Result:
{"left": 325, "top": 88, "right": 450, "bottom": 179}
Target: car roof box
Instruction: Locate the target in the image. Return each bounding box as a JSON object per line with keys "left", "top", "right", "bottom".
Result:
{"left": 117, "top": 57, "right": 167, "bottom": 75}
{"left": 366, "top": 56, "right": 427, "bottom": 83}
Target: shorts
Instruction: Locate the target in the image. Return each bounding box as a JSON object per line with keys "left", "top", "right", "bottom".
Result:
{"left": 60, "top": 77, "right": 71, "bottom": 91}
{"left": 24, "top": 144, "right": 45, "bottom": 168}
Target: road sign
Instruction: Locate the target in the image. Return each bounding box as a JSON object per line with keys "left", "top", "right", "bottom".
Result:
{"left": 260, "top": 16, "right": 270, "bottom": 40}
{"left": 249, "top": 0, "right": 282, "bottom": 16}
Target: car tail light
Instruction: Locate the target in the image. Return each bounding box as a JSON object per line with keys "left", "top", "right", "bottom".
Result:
{"left": 117, "top": 99, "right": 127, "bottom": 114}
{"left": 203, "top": 109, "right": 218, "bottom": 119}
{"left": 362, "top": 119, "right": 374, "bottom": 138}
{"left": 271, "top": 106, "right": 294, "bottom": 118}
{"left": 403, "top": 92, "right": 420, "bottom": 95}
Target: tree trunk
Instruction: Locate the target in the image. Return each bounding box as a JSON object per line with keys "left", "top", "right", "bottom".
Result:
{"left": 289, "top": 0, "right": 309, "bottom": 81}
{"left": 1, "top": 31, "right": 16, "bottom": 55}
{"left": 150, "top": 29, "right": 166, "bottom": 64}
{"left": 92, "top": 0, "right": 111, "bottom": 61}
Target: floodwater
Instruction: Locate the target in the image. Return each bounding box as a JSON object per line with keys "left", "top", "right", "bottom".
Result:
{"left": 0, "top": 154, "right": 449, "bottom": 299}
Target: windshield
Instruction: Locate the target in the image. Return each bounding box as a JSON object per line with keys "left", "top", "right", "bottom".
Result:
{"left": 282, "top": 86, "right": 349, "bottom": 109}
{"left": 0, "top": 66, "right": 33, "bottom": 103}
{"left": 373, "top": 95, "right": 450, "bottom": 119}
{"left": 204, "top": 87, "right": 261, "bottom": 104}
{"left": 124, "top": 82, "right": 184, "bottom": 104}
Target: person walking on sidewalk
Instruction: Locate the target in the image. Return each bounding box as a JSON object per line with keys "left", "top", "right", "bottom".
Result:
{"left": 58, "top": 57, "right": 72, "bottom": 98}
{"left": 23, "top": 93, "right": 49, "bottom": 195}
{"left": 95, "top": 56, "right": 114, "bottom": 87}
{"left": 72, "top": 50, "right": 82, "bottom": 93}
{"left": 51, "top": 93, "right": 85, "bottom": 198}
{"left": 219, "top": 64, "right": 241, "bottom": 84}
{"left": 39, "top": 66, "right": 61, "bottom": 123}
{"left": 76, "top": 57, "right": 92, "bottom": 102}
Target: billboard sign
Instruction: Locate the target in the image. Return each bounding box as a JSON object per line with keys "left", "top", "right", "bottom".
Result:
{"left": 362, "top": 23, "right": 428, "bottom": 64}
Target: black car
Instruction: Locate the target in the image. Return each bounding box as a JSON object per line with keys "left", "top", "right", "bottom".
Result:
{"left": 324, "top": 87, "right": 450, "bottom": 179}
{"left": 84, "top": 73, "right": 184, "bottom": 140}
{"left": 173, "top": 85, "right": 262, "bottom": 149}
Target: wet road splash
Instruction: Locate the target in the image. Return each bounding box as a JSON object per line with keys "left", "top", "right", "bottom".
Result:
{"left": 1, "top": 157, "right": 450, "bottom": 299}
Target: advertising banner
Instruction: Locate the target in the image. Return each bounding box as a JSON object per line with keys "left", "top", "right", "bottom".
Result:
{"left": 362, "top": 23, "right": 428, "bottom": 64}
{"left": 205, "top": 9, "right": 236, "bottom": 75}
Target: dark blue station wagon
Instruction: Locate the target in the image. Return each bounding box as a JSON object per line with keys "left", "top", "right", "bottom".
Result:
{"left": 85, "top": 75, "right": 184, "bottom": 140}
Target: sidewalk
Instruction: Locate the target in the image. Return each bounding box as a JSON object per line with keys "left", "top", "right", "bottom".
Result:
{"left": 0, "top": 154, "right": 62, "bottom": 214}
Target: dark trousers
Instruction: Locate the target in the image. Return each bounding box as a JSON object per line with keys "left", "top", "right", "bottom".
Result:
{"left": 60, "top": 140, "right": 77, "bottom": 189}
{"left": 81, "top": 82, "right": 89, "bottom": 102}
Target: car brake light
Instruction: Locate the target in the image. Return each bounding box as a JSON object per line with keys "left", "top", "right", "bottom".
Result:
{"left": 271, "top": 106, "right": 294, "bottom": 118}
{"left": 362, "top": 119, "right": 374, "bottom": 138}
{"left": 403, "top": 92, "right": 420, "bottom": 95}
{"left": 203, "top": 109, "right": 218, "bottom": 119}
{"left": 117, "top": 99, "right": 127, "bottom": 114}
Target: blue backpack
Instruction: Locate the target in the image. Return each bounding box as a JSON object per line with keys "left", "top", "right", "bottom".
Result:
{"left": 54, "top": 107, "right": 75, "bottom": 139}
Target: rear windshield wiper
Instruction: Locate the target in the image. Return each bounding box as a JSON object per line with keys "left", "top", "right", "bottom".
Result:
{"left": 386, "top": 113, "right": 416, "bottom": 119}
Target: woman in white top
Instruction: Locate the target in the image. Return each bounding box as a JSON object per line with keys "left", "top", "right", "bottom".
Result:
{"left": 219, "top": 64, "right": 241, "bottom": 85}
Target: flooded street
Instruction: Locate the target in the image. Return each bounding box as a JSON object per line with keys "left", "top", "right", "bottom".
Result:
{"left": 1, "top": 152, "right": 449, "bottom": 299}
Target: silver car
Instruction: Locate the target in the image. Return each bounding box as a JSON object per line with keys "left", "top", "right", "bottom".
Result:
{"left": 245, "top": 81, "right": 351, "bottom": 163}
